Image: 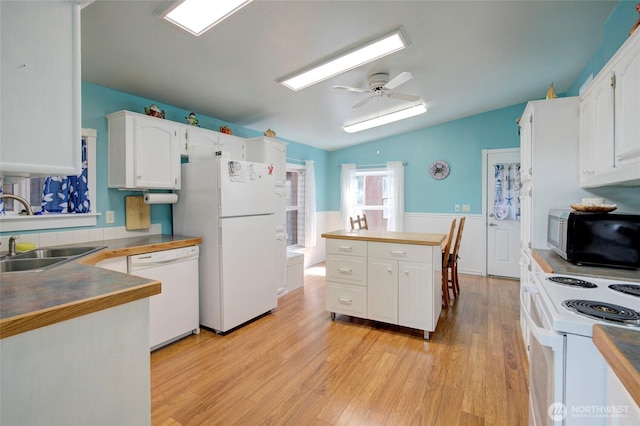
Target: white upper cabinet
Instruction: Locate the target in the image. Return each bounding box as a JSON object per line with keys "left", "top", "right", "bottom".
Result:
{"left": 107, "top": 111, "right": 182, "bottom": 190}
{"left": 245, "top": 137, "right": 287, "bottom": 187}
{"left": 579, "top": 29, "right": 640, "bottom": 187}
{"left": 0, "top": 1, "right": 81, "bottom": 177}
{"left": 183, "top": 126, "right": 245, "bottom": 160}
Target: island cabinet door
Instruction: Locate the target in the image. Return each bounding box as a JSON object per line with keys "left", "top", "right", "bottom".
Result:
{"left": 367, "top": 257, "right": 398, "bottom": 324}
{"left": 398, "top": 260, "right": 433, "bottom": 331}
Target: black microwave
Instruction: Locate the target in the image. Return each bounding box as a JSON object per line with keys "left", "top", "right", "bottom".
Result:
{"left": 547, "top": 209, "right": 640, "bottom": 269}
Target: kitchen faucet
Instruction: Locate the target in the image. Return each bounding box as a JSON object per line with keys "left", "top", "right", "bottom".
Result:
{"left": 8, "top": 236, "right": 19, "bottom": 256}
{"left": 0, "top": 194, "right": 34, "bottom": 215}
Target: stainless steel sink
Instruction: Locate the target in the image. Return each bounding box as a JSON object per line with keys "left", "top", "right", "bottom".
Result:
{"left": 11, "top": 246, "right": 104, "bottom": 260}
{"left": 1, "top": 246, "right": 105, "bottom": 273}
{"left": 0, "top": 257, "right": 69, "bottom": 273}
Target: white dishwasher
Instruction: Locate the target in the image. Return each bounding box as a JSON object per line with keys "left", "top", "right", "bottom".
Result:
{"left": 128, "top": 246, "right": 200, "bottom": 351}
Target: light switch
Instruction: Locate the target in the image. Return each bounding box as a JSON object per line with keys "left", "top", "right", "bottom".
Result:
{"left": 106, "top": 211, "right": 115, "bottom": 224}
{"left": 462, "top": 204, "right": 471, "bottom": 212}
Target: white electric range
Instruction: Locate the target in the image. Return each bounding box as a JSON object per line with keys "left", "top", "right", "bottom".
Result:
{"left": 521, "top": 272, "right": 640, "bottom": 425}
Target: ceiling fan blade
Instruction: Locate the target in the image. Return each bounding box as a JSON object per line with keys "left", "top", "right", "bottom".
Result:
{"left": 384, "top": 72, "right": 413, "bottom": 90}
{"left": 388, "top": 92, "right": 420, "bottom": 102}
{"left": 333, "top": 85, "right": 368, "bottom": 93}
{"left": 353, "top": 96, "right": 374, "bottom": 108}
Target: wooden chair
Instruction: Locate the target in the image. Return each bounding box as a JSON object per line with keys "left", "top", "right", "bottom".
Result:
{"left": 441, "top": 218, "right": 457, "bottom": 309}
{"left": 447, "top": 217, "right": 466, "bottom": 300}
{"left": 349, "top": 214, "right": 368, "bottom": 230}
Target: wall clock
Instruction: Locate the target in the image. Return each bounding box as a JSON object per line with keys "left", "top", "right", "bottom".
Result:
{"left": 429, "top": 160, "right": 450, "bottom": 180}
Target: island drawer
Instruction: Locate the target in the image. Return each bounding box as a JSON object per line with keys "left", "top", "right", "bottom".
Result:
{"left": 326, "top": 282, "right": 367, "bottom": 317}
{"left": 368, "top": 242, "right": 432, "bottom": 263}
{"left": 326, "top": 254, "right": 366, "bottom": 285}
{"left": 326, "top": 239, "right": 367, "bottom": 257}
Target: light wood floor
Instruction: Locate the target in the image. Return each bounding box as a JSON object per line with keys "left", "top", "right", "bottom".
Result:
{"left": 151, "top": 265, "right": 529, "bottom": 425}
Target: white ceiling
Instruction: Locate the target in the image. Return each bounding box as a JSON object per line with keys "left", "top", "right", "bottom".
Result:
{"left": 81, "top": 0, "right": 617, "bottom": 151}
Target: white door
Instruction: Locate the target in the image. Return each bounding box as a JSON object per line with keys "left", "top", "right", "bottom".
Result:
{"left": 486, "top": 149, "right": 521, "bottom": 278}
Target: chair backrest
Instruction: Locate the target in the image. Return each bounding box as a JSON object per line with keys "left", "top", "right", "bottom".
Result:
{"left": 451, "top": 217, "right": 466, "bottom": 260}
{"left": 350, "top": 214, "right": 368, "bottom": 230}
{"left": 442, "top": 218, "right": 457, "bottom": 266}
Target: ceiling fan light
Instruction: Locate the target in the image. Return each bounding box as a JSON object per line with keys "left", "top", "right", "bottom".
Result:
{"left": 278, "top": 28, "right": 408, "bottom": 91}
{"left": 161, "top": 0, "right": 252, "bottom": 36}
{"left": 344, "top": 103, "right": 427, "bottom": 133}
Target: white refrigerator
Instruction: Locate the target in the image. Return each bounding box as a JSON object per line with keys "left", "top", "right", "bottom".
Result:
{"left": 173, "top": 157, "right": 277, "bottom": 333}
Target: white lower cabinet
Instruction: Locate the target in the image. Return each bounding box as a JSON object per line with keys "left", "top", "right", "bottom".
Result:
{"left": 326, "top": 238, "right": 441, "bottom": 339}
{"left": 605, "top": 365, "right": 640, "bottom": 425}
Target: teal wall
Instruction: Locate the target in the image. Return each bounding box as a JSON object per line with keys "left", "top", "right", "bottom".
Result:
{"left": 82, "top": 82, "right": 328, "bottom": 234}
{"left": 326, "top": 103, "right": 525, "bottom": 213}
{"left": 568, "top": 0, "right": 638, "bottom": 96}
{"left": 14, "top": 0, "right": 631, "bottom": 236}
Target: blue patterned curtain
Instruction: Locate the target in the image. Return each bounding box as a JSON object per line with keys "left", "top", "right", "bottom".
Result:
{"left": 42, "top": 137, "right": 90, "bottom": 213}
{"left": 494, "top": 163, "right": 520, "bottom": 221}
{"left": 0, "top": 177, "right": 4, "bottom": 215}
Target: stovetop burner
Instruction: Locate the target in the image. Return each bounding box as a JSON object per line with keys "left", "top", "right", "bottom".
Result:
{"left": 562, "top": 299, "right": 640, "bottom": 326}
{"left": 609, "top": 284, "right": 640, "bottom": 298}
{"left": 548, "top": 276, "right": 597, "bottom": 288}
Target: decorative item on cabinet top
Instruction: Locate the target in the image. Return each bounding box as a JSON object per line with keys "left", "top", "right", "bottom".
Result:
{"left": 219, "top": 125, "right": 232, "bottom": 135}
{"left": 263, "top": 128, "right": 276, "bottom": 138}
{"left": 144, "top": 104, "right": 165, "bottom": 119}
{"left": 630, "top": 2, "right": 640, "bottom": 36}
{"left": 545, "top": 82, "right": 557, "bottom": 100}
{"left": 185, "top": 112, "right": 199, "bottom": 126}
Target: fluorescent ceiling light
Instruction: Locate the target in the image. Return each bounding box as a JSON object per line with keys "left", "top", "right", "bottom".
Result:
{"left": 344, "top": 104, "right": 427, "bottom": 133}
{"left": 161, "top": 0, "right": 252, "bottom": 37}
{"left": 278, "top": 28, "right": 408, "bottom": 91}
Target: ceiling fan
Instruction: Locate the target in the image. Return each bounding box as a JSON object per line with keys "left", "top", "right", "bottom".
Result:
{"left": 334, "top": 72, "right": 420, "bottom": 108}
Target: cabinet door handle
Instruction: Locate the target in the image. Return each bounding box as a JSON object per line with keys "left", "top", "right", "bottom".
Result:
{"left": 391, "top": 250, "right": 407, "bottom": 256}
{"left": 388, "top": 268, "right": 393, "bottom": 273}
{"left": 338, "top": 246, "right": 353, "bottom": 252}
{"left": 404, "top": 270, "right": 409, "bottom": 275}
{"left": 338, "top": 268, "right": 352, "bottom": 275}
{"left": 338, "top": 298, "right": 353, "bottom": 305}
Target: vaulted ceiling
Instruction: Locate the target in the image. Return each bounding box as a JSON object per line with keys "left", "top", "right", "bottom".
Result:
{"left": 81, "top": 1, "right": 617, "bottom": 150}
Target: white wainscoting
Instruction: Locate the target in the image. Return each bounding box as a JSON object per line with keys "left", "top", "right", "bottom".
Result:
{"left": 308, "top": 212, "right": 485, "bottom": 276}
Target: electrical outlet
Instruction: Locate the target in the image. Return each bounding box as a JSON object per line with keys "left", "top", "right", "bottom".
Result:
{"left": 454, "top": 204, "right": 460, "bottom": 212}
{"left": 105, "top": 210, "right": 115, "bottom": 224}
{"left": 462, "top": 204, "right": 471, "bottom": 212}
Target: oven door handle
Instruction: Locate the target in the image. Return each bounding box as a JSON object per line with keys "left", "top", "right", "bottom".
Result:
{"left": 520, "top": 289, "right": 564, "bottom": 352}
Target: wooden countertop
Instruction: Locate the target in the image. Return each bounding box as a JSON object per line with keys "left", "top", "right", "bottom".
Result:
{"left": 0, "top": 234, "right": 202, "bottom": 339}
{"left": 533, "top": 249, "right": 640, "bottom": 283}
{"left": 593, "top": 324, "right": 640, "bottom": 406}
{"left": 321, "top": 229, "right": 446, "bottom": 246}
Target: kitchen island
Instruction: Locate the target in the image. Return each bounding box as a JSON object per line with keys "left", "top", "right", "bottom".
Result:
{"left": 0, "top": 235, "right": 201, "bottom": 426}
{"left": 322, "top": 229, "right": 446, "bottom": 339}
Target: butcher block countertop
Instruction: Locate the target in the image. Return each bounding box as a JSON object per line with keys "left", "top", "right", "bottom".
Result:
{"left": 593, "top": 325, "right": 640, "bottom": 406}
{"left": 0, "top": 234, "right": 202, "bottom": 339}
{"left": 321, "top": 229, "right": 446, "bottom": 246}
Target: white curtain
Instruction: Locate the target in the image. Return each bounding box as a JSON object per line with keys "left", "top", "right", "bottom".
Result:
{"left": 387, "top": 161, "right": 405, "bottom": 232}
{"left": 340, "top": 163, "right": 356, "bottom": 229}
{"left": 304, "top": 160, "right": 316, "bottom": 247}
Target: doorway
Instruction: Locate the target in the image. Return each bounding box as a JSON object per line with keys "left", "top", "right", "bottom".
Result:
{"left": 483, "top": 148, "right": 520, "bottom": 278}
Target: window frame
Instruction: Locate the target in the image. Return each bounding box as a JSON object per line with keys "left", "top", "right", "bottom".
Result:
{"left": 349, "top": 168, "right": 390, "bottom": 231}
{"left": 285, "top": 162, "right": 305, "bottom": 248}
{"left": 0, "top": 128, "right": 98, "bottom": 232}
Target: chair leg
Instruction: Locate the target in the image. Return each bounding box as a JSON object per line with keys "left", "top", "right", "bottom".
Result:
{"left": 453, "top": 262, "right": 460, "bottom": 297}
{"left": 441, "top": 269, "right": 449, "bottom": 309}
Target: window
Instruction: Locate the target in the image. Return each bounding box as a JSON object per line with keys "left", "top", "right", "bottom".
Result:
{"left": 352, "top": 169, "right": 388, "bottom": 231}
{"left": 0, "top": 129, "right": 98, "bottom": 232}
{"left": 286, "top": 164, "right": 306, "bottom": 247}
